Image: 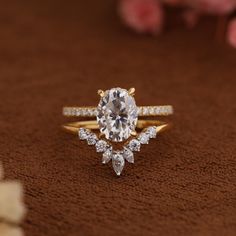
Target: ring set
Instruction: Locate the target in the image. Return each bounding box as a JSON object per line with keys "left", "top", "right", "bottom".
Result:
{"left": 62, "top": 87, "right": 173, "bottom": 176}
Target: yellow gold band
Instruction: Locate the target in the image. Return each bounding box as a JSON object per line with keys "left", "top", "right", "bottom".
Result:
{"left": 63, "top": 120, "right": 171, "bottom": 135}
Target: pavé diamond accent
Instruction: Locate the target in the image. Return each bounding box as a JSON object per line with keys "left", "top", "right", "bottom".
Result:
{"left": 127, "top": 139, "right": 141, "bottom": 152}
{"left": 63, "top": 105, "right": 173, "bottom": 117}
{"left": 97, "top": 88, "right": 138, "bottom": 142}
{"left": 96, "top": 140, "right": 109, "bottom": 153}
{"left": 112, "top": 152, "right": 125, "bottom": 176}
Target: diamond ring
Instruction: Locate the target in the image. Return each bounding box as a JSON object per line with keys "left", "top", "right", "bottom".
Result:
{"left": 62, "top": 87, "right": 173, "bottom": 176}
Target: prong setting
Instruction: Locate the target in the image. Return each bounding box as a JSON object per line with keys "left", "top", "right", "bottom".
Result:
{"left": 128, "top": 87, "right": 135, "bottom": 96}
{"left": 97, "top": 89, "right": 105, "bottom": 97}
{"left": 131, "top": 130, "right": 137, "bottom": 136}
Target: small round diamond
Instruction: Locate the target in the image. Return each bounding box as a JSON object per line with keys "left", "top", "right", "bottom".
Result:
{"left": 86, "top": 133, "right": 98, "bottom": 145}
{"left": 127, "top": 139, "right": 141, "bottom": 152}
{"left": 146, "top": 126, "right": 157, "bottom": 138}
{"left": 138, "top": 133, "right": 149, "bottom": 144}
{"left": 96, "top": 140, "right": 109, "bottom": 153}
{"left": 78, "top": 128, "right": 89, "bottom": 140}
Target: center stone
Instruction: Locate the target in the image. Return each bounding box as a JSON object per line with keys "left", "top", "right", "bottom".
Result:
{"left": 96, "top": 88, "right": 138, "bottom": 142}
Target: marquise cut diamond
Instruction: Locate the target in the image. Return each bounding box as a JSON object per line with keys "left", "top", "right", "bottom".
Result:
{"left": 102, "top": 147, "right": 113, "bottom": 164}
{"left": 112, "top": 152, "right": 125, "bottom": 176}
{"left": 123, "top": 147, "right": 134, "bottom": 163}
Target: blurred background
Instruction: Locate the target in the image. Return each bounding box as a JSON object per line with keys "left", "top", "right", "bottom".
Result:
{"left": 0, "top": 1, "right": 236, "bottom": 236}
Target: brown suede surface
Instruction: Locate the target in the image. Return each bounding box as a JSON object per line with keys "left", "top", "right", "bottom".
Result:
{"left": 1, "top": 1, "right": 236, "bottom": 236}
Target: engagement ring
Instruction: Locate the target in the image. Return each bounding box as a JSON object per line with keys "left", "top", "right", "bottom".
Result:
{"left": 62, "top": 87, "right": 173, "bottom": 176}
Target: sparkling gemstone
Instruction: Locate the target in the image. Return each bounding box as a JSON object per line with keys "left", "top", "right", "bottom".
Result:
{"left": 112, "top": 152, "right": 125, "bottom": 176}
{"left": 86, "top": 133, "right": 98, "bottom": 145}
{"left": 146, "top": 126, "right": 157, "bottom": 138}
{"left": 138, "top": 133, "right": 149, "bottom": 144}
{"left": 143, "top": 107, "right": 148, "bottom": 115}
{"left": 102, "top": 148, "right": 112, "bottom": 164}
{"left": 78, "top": 128, "right": 89, "bottom": 140}
{"left": 123, "top": 147, "right": 134, "bottom": 163}
{"left": 149, "top": 107, "right": 154, "bottom": 115}
{"left": 127, "top": 139, "right": 141, "bottom": 152}
{"left": 96, "top": 88, "right": 138, "bottom": 142}
{"left": 96, "top": 140, "right": 109, "bottom": 153}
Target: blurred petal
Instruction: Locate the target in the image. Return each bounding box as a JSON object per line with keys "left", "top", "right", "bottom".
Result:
{"left": 186, "top": 0, "right": 236, "bottom": 15}
{"left": 227, "top": 18, "right": 236, "bottom": 48}
{"left": 0, "top": 181, "right": 26, "bottom": 224}
{"left": 0, "top": 223, "right": 23, "bottom": 236}
{"left": 119, "top": 0, "right": 164, "bottom": 34}
{"left": 182, "top": 10, "right": 199, "bottom": 29}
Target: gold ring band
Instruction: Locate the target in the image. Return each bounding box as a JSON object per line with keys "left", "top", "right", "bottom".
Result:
{"left": 63, "top": 120, "right": 171, "bottom": 135}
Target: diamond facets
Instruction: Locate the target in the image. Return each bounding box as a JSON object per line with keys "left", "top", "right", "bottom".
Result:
{"left": 123, "top": 147, "right": 134, "bottom": 163}
{"left": 96, "top": 140, "right": 109, "bottom": 153}
{"left": 78, "top": 128, "right": 98, "bottom": 145}
{"left": 77, "top": 110, "right": 160, "bottom": 175}
{"left": 96, "top": 88, "right": 138, "bottom": 142}
{"left": 86, "top": 133, "right": 98, "bottom": 145}
{"left": 127, "top": 139, "right": 141, "bottom": 152}
{"left": 78, "top": 128, "right": 89, "bottom": 140}
{"left": 102, "top": 147, "right": 113, "bottom": 164}
{"left": 146, "top": 126, "right": 157, "bottom": 138}
{"left": 138, "top": 133, "right": 149, "bottom": 144}
{"left": 112, "top": 152, "right": 125, "bottom": 176}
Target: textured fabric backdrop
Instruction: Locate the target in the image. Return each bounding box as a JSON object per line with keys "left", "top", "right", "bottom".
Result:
{"left": 0, "top": 1, "right": 236, "bottom": 236}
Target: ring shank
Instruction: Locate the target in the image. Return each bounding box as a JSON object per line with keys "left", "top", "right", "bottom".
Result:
{"left": 63, "top": 120, "right": 172, "bottom": 135}
{"left": 63, "top": 105, "right": 173, "bottom": 117}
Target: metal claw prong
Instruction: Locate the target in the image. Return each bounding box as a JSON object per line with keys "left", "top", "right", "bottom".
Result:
{"left": 99, "top": 133, "right": 105, "bottom": 139}
{"left": 131, "top": 130, "right": 137, "bottom": 136}
{"left": 128, "top": 88, "right": 135, "bottom": 96}
{"left": 98, "top": 89, "right": 105, "bottom": 97}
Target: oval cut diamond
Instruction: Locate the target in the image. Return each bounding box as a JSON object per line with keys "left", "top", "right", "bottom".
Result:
{"left": 96, "top": 88, "right": 138, "bottom": 142}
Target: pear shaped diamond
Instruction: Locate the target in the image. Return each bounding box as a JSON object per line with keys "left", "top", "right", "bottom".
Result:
{"left": 112, "top": 152, "right": 125, "bottom": 176}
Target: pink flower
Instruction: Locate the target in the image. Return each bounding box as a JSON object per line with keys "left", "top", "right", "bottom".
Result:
{"left": 119, "top": 0, "right": 164, "bottom": 34}
{"left": 182, "top": 10, "right": 199, "bottom": 29}
{"left": 186, "top": 0, "right": 236, "bottom": 15}
{"left": 227, "top": 18, "right": 236, "bottom": 48}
